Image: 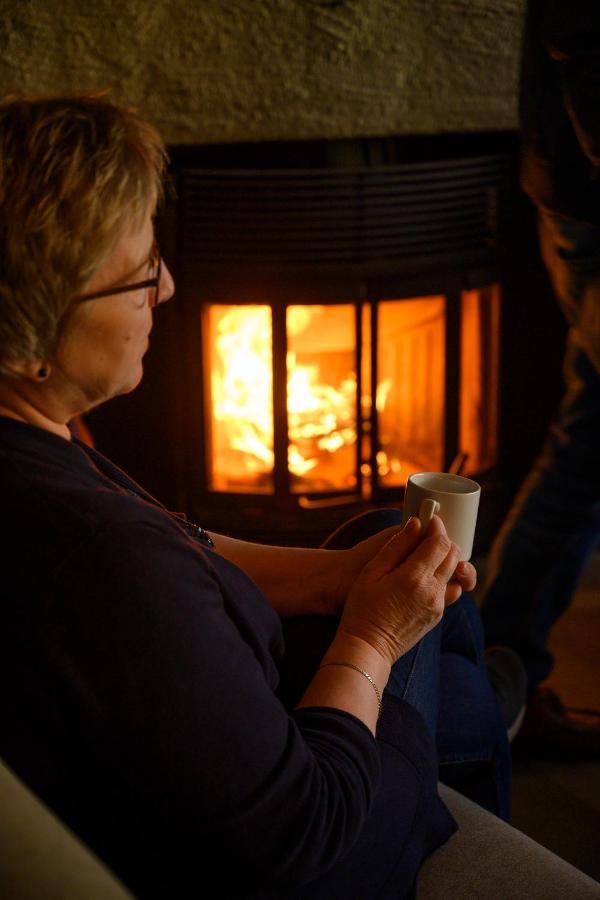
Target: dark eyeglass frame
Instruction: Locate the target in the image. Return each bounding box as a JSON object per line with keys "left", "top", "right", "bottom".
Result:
{"left": 75, "top": 242, "right": 162, "bottom": 307}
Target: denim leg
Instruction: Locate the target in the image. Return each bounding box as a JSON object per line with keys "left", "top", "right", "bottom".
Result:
{"left": 322, "top": 508, "right": 441, "bottom": 736}
{"left": 480, "top": 337, "right": 600, "bottom": 692}
{"left": 385, "top": 628, "right": 440, "bottom": 739}
{"left": 436, "top": 595, "right": 512, "bottom": 821}
{"left": 321, "top": 509, "right": 512, "bottom": 819}
{"left": 384, "top": 595, "right": 511, "bottom": 820}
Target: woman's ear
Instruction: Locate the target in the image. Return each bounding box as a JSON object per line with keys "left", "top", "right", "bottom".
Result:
{"left": 2, "top": 358, "right": 51, "bottom": 381}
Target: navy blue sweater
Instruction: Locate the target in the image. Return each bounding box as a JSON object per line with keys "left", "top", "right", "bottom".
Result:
{"left": 0, "top": 417, "right": 455, "bottom": 898}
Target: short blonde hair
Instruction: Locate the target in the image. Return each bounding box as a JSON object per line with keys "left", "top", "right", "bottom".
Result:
{"left": 0, "top": 94, "right": 167, "bottom": 371}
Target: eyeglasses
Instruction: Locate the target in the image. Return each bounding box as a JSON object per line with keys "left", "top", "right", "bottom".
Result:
{"left": 75, "top": 241, "right": 163, "bottom": 307}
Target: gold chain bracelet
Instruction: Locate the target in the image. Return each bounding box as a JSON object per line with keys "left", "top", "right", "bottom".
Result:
{"left": 318, "top": 662, "right": 382, "bottom": 716}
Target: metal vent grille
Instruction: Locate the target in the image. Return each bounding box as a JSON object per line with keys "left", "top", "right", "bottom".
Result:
{"left": 179, "top": 155, "right": 508, "bottom": 271}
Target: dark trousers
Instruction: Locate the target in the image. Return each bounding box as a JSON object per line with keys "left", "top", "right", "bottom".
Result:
{"left": 480, "top": 212, "right": 600, "bottom": 693}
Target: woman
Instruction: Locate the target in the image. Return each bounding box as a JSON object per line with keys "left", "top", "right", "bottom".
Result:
{"left": 0, "top": 95, "right": 510, "bottom": 898}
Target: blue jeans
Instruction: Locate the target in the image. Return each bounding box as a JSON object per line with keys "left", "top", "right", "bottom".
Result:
{"left": 480, "top": 212, "right": 600, "bottom": 693}
{"left": 279, "top": 509, "right": 512, "bottom": 821}
{"left": 387, "top": 587, "right": 512, "bottom": 821}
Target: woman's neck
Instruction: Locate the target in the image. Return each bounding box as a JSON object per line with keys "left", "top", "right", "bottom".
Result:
{"left": 0, "top": 391, "right": 72, "bottom": 440}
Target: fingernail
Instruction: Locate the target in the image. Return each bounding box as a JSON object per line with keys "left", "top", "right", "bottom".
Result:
{"left": 405, "top": 515, "right": 418, "bottom": 528}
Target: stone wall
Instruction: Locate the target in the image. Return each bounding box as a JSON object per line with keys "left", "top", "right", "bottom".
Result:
{"left": 0, "top": 0, "right": 525, "bottom": 144}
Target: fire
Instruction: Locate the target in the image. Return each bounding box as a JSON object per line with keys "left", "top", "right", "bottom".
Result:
{"left": 287, "top": 351, "right": 356, "bottom": 476}
{"left": 209, "top": 304, "right": 358, "bottom": 488}
{"left": 206, "top": 290, "right": 497, "bottom": 496}
{"left": 211, "top": 306, "right": 274, "bottom": 479}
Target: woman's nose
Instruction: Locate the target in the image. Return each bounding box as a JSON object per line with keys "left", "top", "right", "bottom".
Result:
{"left": 157, "top": 260, "right": 175, "bottom": 305}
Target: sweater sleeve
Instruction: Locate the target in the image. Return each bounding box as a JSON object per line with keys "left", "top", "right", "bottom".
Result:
{"left": 49, "top": 518, "right": 381, "bottom": 893}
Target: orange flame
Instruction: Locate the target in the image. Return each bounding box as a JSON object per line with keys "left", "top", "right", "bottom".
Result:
{"left": 211, "top": 306, "right": 274, "bottom": 479}
{"left": 210, "top": 304, "right": 358, "bottom": 487}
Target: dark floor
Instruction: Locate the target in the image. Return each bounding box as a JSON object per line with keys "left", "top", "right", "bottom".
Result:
{"left": 489, "top": 556, "right": 600, "bottom": 882}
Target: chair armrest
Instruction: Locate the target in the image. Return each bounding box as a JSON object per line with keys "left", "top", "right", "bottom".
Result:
{"left": 417, "top": 783, "right": 600, "bottom": 898}
{"left": 0, "top": 758, "right": 133, "bottom": 900}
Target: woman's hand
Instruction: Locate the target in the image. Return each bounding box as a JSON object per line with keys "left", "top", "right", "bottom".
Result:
{"left": 328, "top": 524, "right": 406, "bottom": 615}
{"left": 333, "top": 518, "right": 476, "bottom": 616}
{"left": 212, "top": 513, "right": 476, "bottom": 621}
{"left": 445, "top": 557, "right": 477, "bottom": 602}
{"left": 337, "top": 515, "right": 467, "bottom": 666}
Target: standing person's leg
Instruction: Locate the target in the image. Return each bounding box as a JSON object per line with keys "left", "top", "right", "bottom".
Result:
{"left": 480, "top": 337, "right": 600, "bottom": 691}
{"left": 480, "top": 211, "right": 600, "bottom": 753}
{"left": 480, "top": 211, "right": 600, "bottom": 696}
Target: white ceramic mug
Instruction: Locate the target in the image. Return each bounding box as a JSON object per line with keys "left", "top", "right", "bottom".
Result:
{"left": 401, "top": 472, "right": 481, "bottom": 561}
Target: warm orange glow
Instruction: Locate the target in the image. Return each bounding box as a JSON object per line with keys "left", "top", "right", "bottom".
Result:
{"left": 376, "top": 297, "right": 446, "bottom": 484}
{"left": 287, "top": 305, "right": 357, "bottom": 492}
{"left": 206, "top": 305, "right": 274, "bottom": 492}
{"left": 204, "top": 290, "right": 496, "bottom": 497}
{"left": 206, "top": 303, "right": 359, "bottom": 493}
{"left": 460, "top": 285, "right": 500, "bottom": 474}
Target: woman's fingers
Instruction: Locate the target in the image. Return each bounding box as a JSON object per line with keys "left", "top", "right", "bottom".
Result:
{"left": 453, "top": 560, "right": 477, "bottom": 592}
{"left": 434, "top": 539, "right": 461, "bottom": 584}
{"left": 444, "top": 580, "right": 464, "bottom": 605}
{"left": 342, "top": 515, "right": 476, "bottom": 665}
{"left": 443, "top": 560, "right": 477, "bottom": 606}
{"left": 342, "top": 514, "right": 479, "bottom": 665}
{"left": 403, "top": 514, "right": 453, "bottom": 574}
{"left": 363, "top": 516, "right": 423, "bottom": 579}
{"left": 376, "top": 516, "right": 475, "bottom": 593}
{"left": 371, "top": 515, "right": 462, "bottom": 586}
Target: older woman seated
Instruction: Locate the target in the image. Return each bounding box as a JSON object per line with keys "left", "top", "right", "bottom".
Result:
{"left": 0, "top": 95, "right": 519, "bottom": 899}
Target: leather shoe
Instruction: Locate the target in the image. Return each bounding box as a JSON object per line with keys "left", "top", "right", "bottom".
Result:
{"left": 513, "top": 684, "right": 600, "bottom": 759}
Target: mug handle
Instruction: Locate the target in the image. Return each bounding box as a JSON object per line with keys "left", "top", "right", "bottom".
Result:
{"left": 418, "top": 498, "right": 440, "bottom": 533}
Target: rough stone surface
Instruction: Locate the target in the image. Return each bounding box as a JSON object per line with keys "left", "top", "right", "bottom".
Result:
{"left": 0, "top": 0, "right": 525, "bottom": 144}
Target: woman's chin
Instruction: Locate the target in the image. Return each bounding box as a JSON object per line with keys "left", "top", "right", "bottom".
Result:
{"left": 120, "top": 366, "right": 144, "bottom": 396}
{"left": 106, "top": 364, "right": 145, "bottom": 402}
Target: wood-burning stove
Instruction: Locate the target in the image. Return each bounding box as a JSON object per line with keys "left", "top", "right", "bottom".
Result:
{"left": 155, "top": 134, "right": 510, "bottom": 543}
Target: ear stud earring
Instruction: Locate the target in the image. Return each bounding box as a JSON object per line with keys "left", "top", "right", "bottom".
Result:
{"left": 37, "top": 366, "right": 49, "bottom": 380}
